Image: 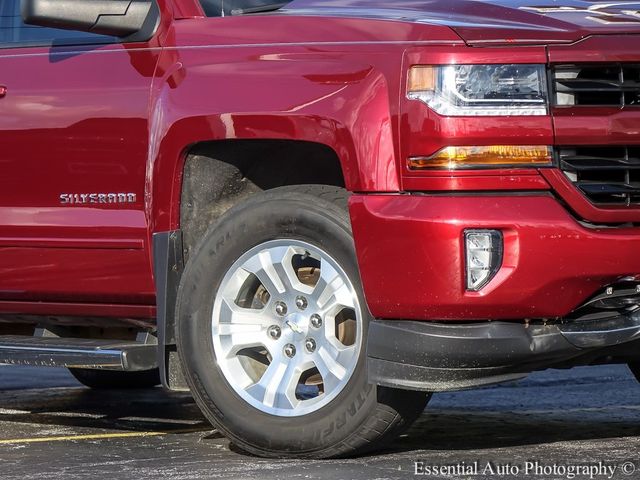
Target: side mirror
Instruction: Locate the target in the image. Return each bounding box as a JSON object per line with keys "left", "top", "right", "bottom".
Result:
{"left": 21, "top": 0, "right": 159, "bottom": 39}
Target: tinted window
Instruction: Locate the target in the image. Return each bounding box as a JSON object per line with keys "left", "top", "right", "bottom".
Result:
{"left": 0, "top": 0, "right": 115, "bottom": 48}
{"left": 199, "top": 0, "right": 291, "bottom": 17}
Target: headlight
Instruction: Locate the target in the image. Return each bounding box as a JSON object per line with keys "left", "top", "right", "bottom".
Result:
{"left": 407, "top": 65, "right": 548, "bottom": 116}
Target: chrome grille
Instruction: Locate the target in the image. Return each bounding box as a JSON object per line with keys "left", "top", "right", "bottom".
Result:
{"left": 552, "top": 64, "right": 640, "bottom": 107}
{"left": 559, "top": 146, "right": 640, "bottom": 206}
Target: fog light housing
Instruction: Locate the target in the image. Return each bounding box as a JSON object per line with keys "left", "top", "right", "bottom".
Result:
{"left": 465, "top": 230, "right": 503, "bottom": 291}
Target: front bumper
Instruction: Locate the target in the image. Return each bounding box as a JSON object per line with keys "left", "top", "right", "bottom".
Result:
{"left": 350, "top": 193, "right": 640, "bottom": 320}
{"left": 368, "top": 311, "right": 640, "bottom": 391}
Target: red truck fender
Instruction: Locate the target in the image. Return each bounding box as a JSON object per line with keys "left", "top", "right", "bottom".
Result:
{"left": 146, "top": 51, "right": 402, "bottom": 233}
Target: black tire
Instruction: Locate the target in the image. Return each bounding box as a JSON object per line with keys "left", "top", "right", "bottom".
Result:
{"left": 629, "top": 363, "right": 640, "bottom": 382}
{"left": 176, "top": 185, "right": 430, "bottom": 458}
{"left": 69, "top": 368, "right": 160, "bottom": 389}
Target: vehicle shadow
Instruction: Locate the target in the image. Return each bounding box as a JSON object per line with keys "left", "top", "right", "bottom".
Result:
{"left": 225, "top": 404, "right": 640, "bottom": 458}
{"left": 0, "top": 367, "right": 638, "bottom": 455}
{"left": 0, "top": 386, "right": 214, "bottom": 435}
{"left": 383, "top": 408, "right": 640, "bottom": 454}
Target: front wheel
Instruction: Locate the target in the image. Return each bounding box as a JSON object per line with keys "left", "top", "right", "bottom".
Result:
{"left": 176, "top": 185, "right": 430, "bottom": 458}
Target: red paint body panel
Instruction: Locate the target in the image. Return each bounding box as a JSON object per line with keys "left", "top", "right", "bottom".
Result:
{"left": 350, "top": 194, "right": 640, "bottom": 320}
{"left": 171, "top": 0, "right": 204, "bottom": 18}
{"left": 0, "top": 301, "right": 155, "bottom": 319}
{"left": 401, "top": 173, "right": 551, "bottom": 192}
{"left": 0, "top": 247, "right": 155, "bottom": 304}
{"left": 0, "top": 41, "right": 158, "bottom": 305}
{"left": 1, "top": 0, "right": 639, "bottom": 323}
{"left": 147, "top": 16, "right": 461, "bottom": 232}
{"left": 0, "top": 2, "right": 173, "bottom": 312}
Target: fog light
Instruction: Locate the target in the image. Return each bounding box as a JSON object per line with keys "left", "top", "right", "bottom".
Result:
{"left": 465, "top": 230, "right": 503, "bottom": 291}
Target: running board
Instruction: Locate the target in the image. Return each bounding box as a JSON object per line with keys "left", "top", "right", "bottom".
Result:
{"left": 0, "top": 335, "right": 158, "bottom": 371}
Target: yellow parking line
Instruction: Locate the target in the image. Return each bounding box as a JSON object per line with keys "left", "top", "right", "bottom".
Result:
{"left": 0, "top": 428, "right": 206, "bottom": 445}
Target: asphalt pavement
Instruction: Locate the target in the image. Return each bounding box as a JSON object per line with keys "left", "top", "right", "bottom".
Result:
{"left": 0, "top": 364, "right": 638, "bottom": 479}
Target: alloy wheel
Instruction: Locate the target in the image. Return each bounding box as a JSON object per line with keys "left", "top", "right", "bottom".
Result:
{"left": 211, "top": 239, "right": 362, "bottom": 417}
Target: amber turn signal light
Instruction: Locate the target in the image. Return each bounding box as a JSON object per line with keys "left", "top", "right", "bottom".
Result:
{"left": 408, "top": 145, "right": 553, "bottom": 170}
{"left": 407, "top": 66, "right": 436, "bottom": 92}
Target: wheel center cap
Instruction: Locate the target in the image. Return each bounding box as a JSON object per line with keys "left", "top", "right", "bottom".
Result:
{"left": 285, "top": 313, "right": 308, "bottom": 336}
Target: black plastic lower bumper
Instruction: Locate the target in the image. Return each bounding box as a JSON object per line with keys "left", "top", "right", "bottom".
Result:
{"left": 368, "top": 310, "right": 640, "bottom": 392}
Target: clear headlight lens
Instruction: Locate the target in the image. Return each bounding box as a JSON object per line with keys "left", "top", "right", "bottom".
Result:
{"left": 408, "top": 65, "right": 548, "bottom": 116}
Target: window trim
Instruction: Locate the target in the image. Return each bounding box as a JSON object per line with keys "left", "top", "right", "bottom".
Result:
{"left": 0, "top": 37, "right": 120, "bottom": 51}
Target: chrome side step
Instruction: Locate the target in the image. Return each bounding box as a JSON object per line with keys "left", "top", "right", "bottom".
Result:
{"left": 0, "top": 335, "right": 157, "bottom": 371}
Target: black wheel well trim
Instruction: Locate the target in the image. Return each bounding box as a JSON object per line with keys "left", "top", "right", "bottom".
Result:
{"left": 179, "top": 138, "right": 347, "bottom": 264}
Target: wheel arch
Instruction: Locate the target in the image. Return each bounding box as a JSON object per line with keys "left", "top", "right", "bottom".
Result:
{"left": 149, "top": 112, "right": 376, "bottom": 234}
{"left": 147, "top": 57, "right": 401, "bottom": 233}
{"left": 179, "top": 139, "right": 347, "bottom": 263}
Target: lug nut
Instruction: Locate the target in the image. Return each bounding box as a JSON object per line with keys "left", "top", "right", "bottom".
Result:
{"left": 295, "top": 296, "right": 308, "bottom": 310}
{"left": 284, "top": 343, "right": 296, "bottom": 358}
{"left": 305, "top": 338, "right": 316, "bottom": 353}
{"left": 267, "top": 325, "right": 281, "bottom": 340}
{"left": 310, "top": 314, "right": 323, "bottom": 329}
{"left": 275, "top": 301, "right": 288, "bottom": 316}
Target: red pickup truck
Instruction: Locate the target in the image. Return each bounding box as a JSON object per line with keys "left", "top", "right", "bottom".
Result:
{"left": 1, "top": 0, "right": 639, "bottom": 458}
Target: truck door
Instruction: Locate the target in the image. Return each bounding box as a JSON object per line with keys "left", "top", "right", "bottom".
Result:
{"left": 0, "top": 0, "right": 162, "bottom": 314}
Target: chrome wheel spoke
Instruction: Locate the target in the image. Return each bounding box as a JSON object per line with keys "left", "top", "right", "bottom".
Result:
{"left": 246, "top": 357, "right": 299, "bottom": 409}
{"left": 214, "top": 299, "right": 273, "bottom": 357}
{"left": 219, "top": 298, "right": 271, "bottom": 327}
{"left": 313, "top": 258, "right": 355, "bottom": 310}
{"left": 270, "top": 248, "right": 303, "bottom": 293}
{"left": 314, "top": 343, "right": 355, "bottom": 392}
{"left": 273, "top": 362, "right": 302, "bottom": 410}
{"left": 215, "top": 324, "right": 267, "bottom": 357}
{"left": 313, "top": 259, "right": 341, "bottom": 308}
{"left": 241, "top": 249, "right": 289, "bottom": 296}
